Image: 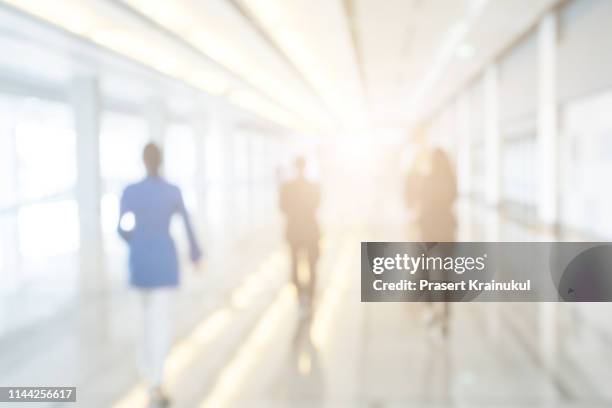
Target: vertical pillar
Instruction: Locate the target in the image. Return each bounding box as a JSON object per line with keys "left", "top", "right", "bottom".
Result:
{"left": 456, "top": 93, "right": 473, "bottom": 241}
{"left": 196, "top": 101, "right": 228, "bottom": 242}
{"left": 484, "top": 65, "right": 501, "bottom": 207}
{"left": 246, "top": 135, "right": 255, "bottom": 230}
{"left": 537, "top": 13, "right": 559, "bottom": 397}
{"left": 225, "top": 125, "right": 237, "bottom": 237}
{"left": 482, "top": 71, "right": 501, "bottom": 333}
{"left": 457, "top": 93, "right": 472, "bottom": 196}
{"left": 72, "top": 76, "right": 104, "bottom": 292}
{"left": 192, "top": 104, "right": 208, "bottom": 234}
{"left": 537, "top": 12, "right": 559, "bottom": 226}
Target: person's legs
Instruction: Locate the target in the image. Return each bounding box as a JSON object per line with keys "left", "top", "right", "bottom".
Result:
{"left": 441, "top": 241, "right": 455, "bottom": 338}
{"left": 306, "top": 242, "right": 319, "bottom": 306}
{"left": 139, "top": 291, "right": 153, "bottom": 383}
{"left": 139, "top": 288, "right": 174, "bottom": 397}
{"left": 289, "top": 244, "right": 300, "bottom": 295}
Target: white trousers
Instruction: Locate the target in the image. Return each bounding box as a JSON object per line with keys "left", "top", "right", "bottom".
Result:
{"left": 138, "top": 288, "right": 175, "bottom": 389}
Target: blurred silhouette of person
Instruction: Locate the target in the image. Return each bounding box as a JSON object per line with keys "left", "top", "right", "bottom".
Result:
{"left": 404, "top": 126, "right": 457, "bottom": 241}
{"left": 279, "top": 156, "right": 320, "bottom": 316}
{"left": 404, "top": 138, "right": 457, "bottom": 338}
{"left": 418, "top": 147, "right": 457, "bottom": 242}
{"left": 118, "top": 142, "right": 202, "bottom": 407}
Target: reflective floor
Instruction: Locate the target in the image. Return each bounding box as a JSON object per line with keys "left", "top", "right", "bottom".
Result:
{"left": 1, "top": 202, "right": 611, "bottom": 408}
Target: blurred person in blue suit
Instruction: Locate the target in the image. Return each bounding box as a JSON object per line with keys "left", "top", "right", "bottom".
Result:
{"left": 118, "top": 142, "right": 202, "bottom": 407}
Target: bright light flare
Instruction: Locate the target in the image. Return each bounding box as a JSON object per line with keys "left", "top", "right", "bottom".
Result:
{"left": 119, "top": 211, "right": 136, "bottom": 232}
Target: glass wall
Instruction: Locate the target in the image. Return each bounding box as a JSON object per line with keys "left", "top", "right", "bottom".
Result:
{"left": 557, "top": 0, "right": 612, "bottom": 239}
{"left": 558, "top": 0, "right": 612, "bottom": 103}
{"left": 467, "top": 79, "right": 486, "bottom": 201}
{"left": 249, "top": 133, "right": 282, "bottom": 227}
{"left": 201, "top": 124, "right": 229, "bottom": 241}
{"left": 165, "top": 123, "right": 198, "bottom": 211}
{"left": 233, "top": 130, "right": 251, "bottom": 235}
{"left": 0, "top": 94, "right": 78, "bottom": 335}
{"left": 498, "top": 31, "right": 538, "bottom": 214}
{"left": 560, "top": 90, "right": 612, "bottom": 238}
{"left": 501, "top": 123, "right": 537, "bottom": 211}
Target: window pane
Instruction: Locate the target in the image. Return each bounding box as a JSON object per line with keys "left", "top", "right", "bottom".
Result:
{"left": 502, "top": 134, "right": 537, "bottom": 207}
{"left": 561, "top": 91, "right": 612, "bottom": 237}
{"left": 0, "top": 96, "right": 17, "bottom": 208}
{"left": 164, "top": 123, "right": 197, "bottom": 210}
{"left": 0, "top": 214, "right": 19, "bottom": 289}
{"left": 14, "top": 98, "right": 76, "bottom": 201}
{"left": 100, "top": 111, "right": 148, "bottom": 186}
{"left": 18, "top": 199, "right": 80, "bottom": 258}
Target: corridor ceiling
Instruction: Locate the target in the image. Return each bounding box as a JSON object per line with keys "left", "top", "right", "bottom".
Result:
{"left": 0, "top": 0, "right": 560, "bottom": 132}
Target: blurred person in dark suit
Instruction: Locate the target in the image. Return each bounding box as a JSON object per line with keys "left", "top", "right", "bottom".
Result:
{"left": 418, "top": 147, "right": 457, "bottom": 242}
{"left": 404, "top": 125, "right": 457, "bottom": 242}
{"left": 279, "top": 156, "right": 321, "bottom": 316}
{"left": 404, "top": 137, "right": 457, "bottom": 338}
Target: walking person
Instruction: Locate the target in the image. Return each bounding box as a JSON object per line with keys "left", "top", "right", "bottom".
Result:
{"left": 420, "top": 147, "right": 457, "bottom": 337}
{"left": 279, "top": 156, "right": 321, "bottom": 316}
{"left": 404, "top": 133, "right": 457, "bottom": 338}
{"left": 118, "top": 143, "right": 202, "bottom": 407}
{"left": 416, "top": 147, "right": 457, "bottom": 243}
